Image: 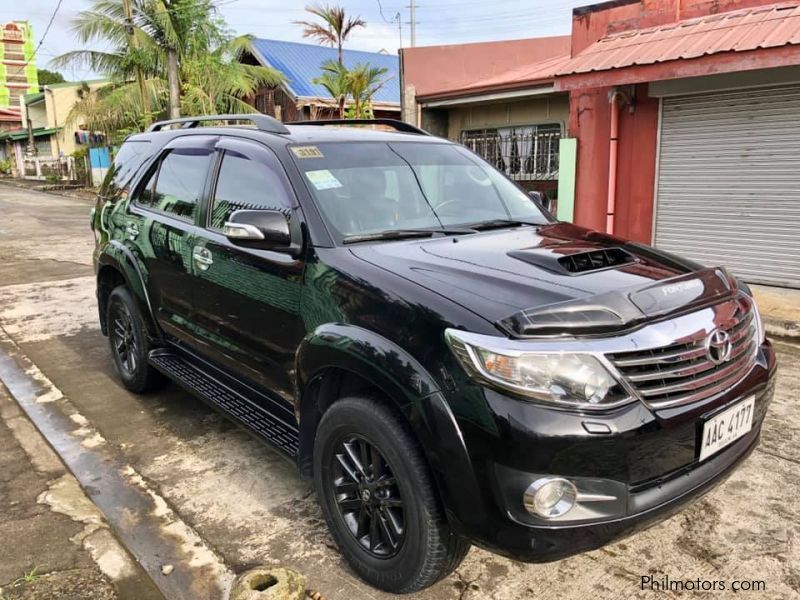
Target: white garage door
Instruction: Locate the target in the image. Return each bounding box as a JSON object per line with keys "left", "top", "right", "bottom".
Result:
{"left": 654, "top": 84, "right": 800, "bottom": 288}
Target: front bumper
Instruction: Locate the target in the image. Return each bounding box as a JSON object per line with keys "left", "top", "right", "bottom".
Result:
{"left": 439, "top": 341, "right": 777, "bottom": 562}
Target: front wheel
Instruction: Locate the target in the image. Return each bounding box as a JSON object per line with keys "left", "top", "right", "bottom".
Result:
{"left": 314, "top": 396, "right": 470, "bottom": 593}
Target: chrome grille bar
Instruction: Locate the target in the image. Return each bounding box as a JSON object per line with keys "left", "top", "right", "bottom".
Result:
{"left": 607, "top": 300, "right": 757, "bottom": 408}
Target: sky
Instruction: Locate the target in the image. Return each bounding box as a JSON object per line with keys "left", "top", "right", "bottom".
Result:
{"left": 4, "top": 0, "right": 592, "bottom": 80}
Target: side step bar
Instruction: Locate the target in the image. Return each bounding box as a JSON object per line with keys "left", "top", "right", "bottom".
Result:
{"left": 148, "top": 349, "right": 300, "bottom": 457}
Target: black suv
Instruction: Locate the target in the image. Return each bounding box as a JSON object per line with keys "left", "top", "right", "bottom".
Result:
{"left": 92, "top": 114, "right": 777, "bottom": 593}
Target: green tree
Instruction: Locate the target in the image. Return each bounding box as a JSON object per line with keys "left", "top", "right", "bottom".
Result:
{"left": 54, "top": 0, "right": 283, "bottom": 135}
{"left": 313, "top": 60, "right": 389, "bottom": 120}
{"left": 313, "top": 60, "right": 350, "bottom": 118}
{"left": 37, "top": 69, "right": 66, "bottom": 86}
{"left": 347, "top": 63, "right": 389, "bottom": 119}
{"left": 295, "top": 4, "right": 365, "bottom": 66}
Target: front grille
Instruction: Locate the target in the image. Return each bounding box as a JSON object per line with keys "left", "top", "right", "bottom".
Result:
{"left": 607, "top": 301, "right": 757, "bottom": 408}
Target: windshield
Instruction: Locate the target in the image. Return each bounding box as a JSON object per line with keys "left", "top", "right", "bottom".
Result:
{"left": 290, "top": 142, "right": 550, "bottom": 242}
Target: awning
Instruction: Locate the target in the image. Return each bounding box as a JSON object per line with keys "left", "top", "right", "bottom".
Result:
{"left": 0, "top": 127, "right": 58, "bottom": 142}
{"left": 24, "top": 92, "right": 44, "bottom": 105}
{"left": 556, "top": 2, "right": 800, "bottom": 90}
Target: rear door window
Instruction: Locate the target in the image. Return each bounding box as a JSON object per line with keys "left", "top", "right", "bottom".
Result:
{"left": 138, "top": 147, "right": 213, "bottom": 222}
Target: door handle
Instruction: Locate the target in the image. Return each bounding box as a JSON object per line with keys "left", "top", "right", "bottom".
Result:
{"left": 192, "top": 246, "right": 213, "bottom": 271}
{"left": 125, "top": 222, "right": 139, "bottom": 240}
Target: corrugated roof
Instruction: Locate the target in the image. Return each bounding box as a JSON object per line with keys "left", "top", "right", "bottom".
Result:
{"left": 0, "top": 127, "right": 58, "bottom": 141}
{"left": 403, "top": 36, "right": 571, "bottom": 99}
{"left": 24, "top": 92, "right": 44, "bottom": 105}
{"left": 435, "top": 54, "right": 570, "bottom": 99}
{"left": 559, "top": 1, "right": 800, "bottom": 76}
{"left": 251, "top": 39, "right": 400, "bottom": 105}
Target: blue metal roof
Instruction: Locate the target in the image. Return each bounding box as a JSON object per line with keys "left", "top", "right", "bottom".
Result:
{"left": 251, "top": 38, "right": 400, "bottom": 105}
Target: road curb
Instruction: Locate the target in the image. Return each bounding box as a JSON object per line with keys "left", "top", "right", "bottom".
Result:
{"left": 0, "top": 329, "right": 235, "bottom": 600}
{"left": 0, "top": 179, "right": 96, "bottom": 202}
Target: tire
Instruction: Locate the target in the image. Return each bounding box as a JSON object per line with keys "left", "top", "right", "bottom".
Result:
{"left": 314, "top": 396, "right": 470, "bottom": 593}
{"left": 106, "top": 285, "right": 165, "bottom": 394}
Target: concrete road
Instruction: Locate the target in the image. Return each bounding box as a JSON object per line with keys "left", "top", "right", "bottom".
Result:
{"left": 0, "top": 182, "right": 798, "bottom": 599}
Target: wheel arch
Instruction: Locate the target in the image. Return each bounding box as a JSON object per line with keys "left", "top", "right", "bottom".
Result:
{"left": 295, "top": 324, "right": 479, "bottom": 531}
{"left": 96, "top": 242, "right": 160, "bottom": 340}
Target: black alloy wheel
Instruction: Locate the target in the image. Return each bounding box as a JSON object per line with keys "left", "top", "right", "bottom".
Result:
{"left": 111, "top": 301, "right": 139, "bottom": 377}
{"left": 314, "top": 396, "right": 470, "bottom": 593}
{"left": 332, "top": 435, "right": 405, "bottom": 558}
{"left": 106, "top": 286, "right": 165, "bottom": 394}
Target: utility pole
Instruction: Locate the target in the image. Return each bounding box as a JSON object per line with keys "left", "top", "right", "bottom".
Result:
{"left": 407, "top": 2, "right": 418, "bottom": 47}
{"left": 122, "top": 0, "right": 151, "bottom": 127}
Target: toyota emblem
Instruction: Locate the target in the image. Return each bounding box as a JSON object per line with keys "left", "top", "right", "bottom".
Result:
{"left": 705, "top": 329, "right": 733, "bottom": 365}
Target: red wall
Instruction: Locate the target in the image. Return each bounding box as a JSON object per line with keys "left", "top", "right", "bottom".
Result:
{"left": 566, "top": 0, "right": 784, "bottom": 243}
{"left": 570, "top": 82, "right": 660, "bottom": 243}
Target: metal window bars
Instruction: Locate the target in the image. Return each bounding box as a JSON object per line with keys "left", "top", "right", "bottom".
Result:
{"left": 460, "top": 125, "right": 561, "bottom": 181}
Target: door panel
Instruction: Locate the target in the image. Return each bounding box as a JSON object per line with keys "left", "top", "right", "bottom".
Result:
{"left": 129, "top": 136, "right": 216, "bottom": 344}
{"left": 190, "top": 138, "right": 306, "bottom": 404}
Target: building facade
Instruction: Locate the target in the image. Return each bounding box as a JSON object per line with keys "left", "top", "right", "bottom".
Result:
{"left": 556, "top": 0, "right": 800, "bottom": 288}
{"left": 0, "top": 22, "right": 37, "bottom": 123}
{"left": 401, "top": 37, "right": 573, "bottom": 200}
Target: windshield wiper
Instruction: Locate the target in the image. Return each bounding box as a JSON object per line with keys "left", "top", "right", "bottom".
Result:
{"left": 342, "top": 227, "right": 474, "bottom": 244}
{"left": 464, "top": 219, "right": 543, "bottom": 231}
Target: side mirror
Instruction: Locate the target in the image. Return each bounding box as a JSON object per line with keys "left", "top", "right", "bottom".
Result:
{"left": 223, "top": 209, "right": 297, "bottom": 254}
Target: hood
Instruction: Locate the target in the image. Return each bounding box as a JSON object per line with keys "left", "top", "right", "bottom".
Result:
{"left": 350, "top": 222, "right": 732, "bottom": 335}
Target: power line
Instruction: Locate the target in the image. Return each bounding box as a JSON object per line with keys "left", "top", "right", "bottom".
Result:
{"left": 376, "top": 0, "right": 403, "bottom": 48}
{"left": 22, "top": 0, "right": 65, "bottom": 69}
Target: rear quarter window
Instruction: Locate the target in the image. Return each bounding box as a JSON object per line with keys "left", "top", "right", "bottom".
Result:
{"left": 99, "top": 140, "right": 152, "bottom": 204}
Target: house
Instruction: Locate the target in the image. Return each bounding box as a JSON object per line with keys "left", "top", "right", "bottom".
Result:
{"left": 1, "top": 79, "right": 108, "bottom": 178}
{"left": 400, "top": 37, "right": 572, "bottom": 197}
{"left": 243, "top": 39, "right": 400, "bottom": 121}
{"left": 555, "top": 0, "right": 800, "bottom": 289}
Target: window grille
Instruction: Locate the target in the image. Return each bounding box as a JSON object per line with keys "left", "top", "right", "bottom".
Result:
{"left": 460, "top": 124, "right": 560, "bottom": 181}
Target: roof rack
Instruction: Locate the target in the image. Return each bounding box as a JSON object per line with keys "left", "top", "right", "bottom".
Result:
{"left": 286, "top": 118, "right": 430, "bottom": 136}
{"left": 146, "top": 113, "right": 290, "bottom": 135}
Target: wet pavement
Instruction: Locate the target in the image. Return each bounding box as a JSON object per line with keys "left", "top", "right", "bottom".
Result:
{"left": 0, "top": 182, "right": 799, "bottom": 599}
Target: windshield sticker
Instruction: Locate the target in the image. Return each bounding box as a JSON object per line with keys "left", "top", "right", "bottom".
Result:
{"left": 291, "top": 145, "right": 324, "bottom": 159}
{"left": 305, "top": 169, "right": 343, "bottom": 190}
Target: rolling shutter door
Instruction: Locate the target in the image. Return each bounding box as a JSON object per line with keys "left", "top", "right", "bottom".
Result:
{"left": 654, "top": 84, "right": 800, "bottom": 288}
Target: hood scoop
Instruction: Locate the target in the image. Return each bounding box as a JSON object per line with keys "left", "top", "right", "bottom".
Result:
{"left": 508, "top": 246, "right": 638, "bottom": 275}
{"left": 497, "top": 267, "right": 735, "bottom": 337}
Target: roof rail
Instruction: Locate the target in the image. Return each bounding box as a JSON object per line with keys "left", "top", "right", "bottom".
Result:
{"left": 286, "top": 118, "right": 430, "bottom": 136}
{"left": 146, "top": 113, "right": 290, "bottom": 135}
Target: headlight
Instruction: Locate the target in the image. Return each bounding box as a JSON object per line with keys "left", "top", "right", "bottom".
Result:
{"left": 733, "top": 277, "right": 766, "bottom": 344}
{"left": 749, "top": 296, "right": 766, "bottom": 344}
{"left": 445, "top": 329, "right": 630, "bottom": 409}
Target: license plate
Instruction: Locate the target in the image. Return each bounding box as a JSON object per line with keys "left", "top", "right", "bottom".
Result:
{"left": 699, "top": 396, "right": 755, "bottom": 462}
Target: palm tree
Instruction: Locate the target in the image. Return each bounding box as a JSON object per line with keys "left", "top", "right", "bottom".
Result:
{"left": 295, "top": 4, "right": 366, "bottom": 66}
{"left": 347, "top": 63, "right": 389, "bottom": 119}
{"left": 313, "top": 60, "right": 350, "bottom": 118}
{"left": 56, "top": 0, "right": 283, "bottom": 135}
{"left": 54, "top": 0, "right": 274, "bottom": 120}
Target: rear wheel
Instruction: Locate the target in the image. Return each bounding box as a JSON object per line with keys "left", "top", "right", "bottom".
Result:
{"left": 107, "top": 286, "right": 165, "bottom": 393}
{"left": 314, "top": 396, "right": 470, "bottom": 593}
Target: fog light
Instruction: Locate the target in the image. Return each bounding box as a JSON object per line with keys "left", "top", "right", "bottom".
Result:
{"left": 524, "top": 477, "right": 577, "bottom": 519}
